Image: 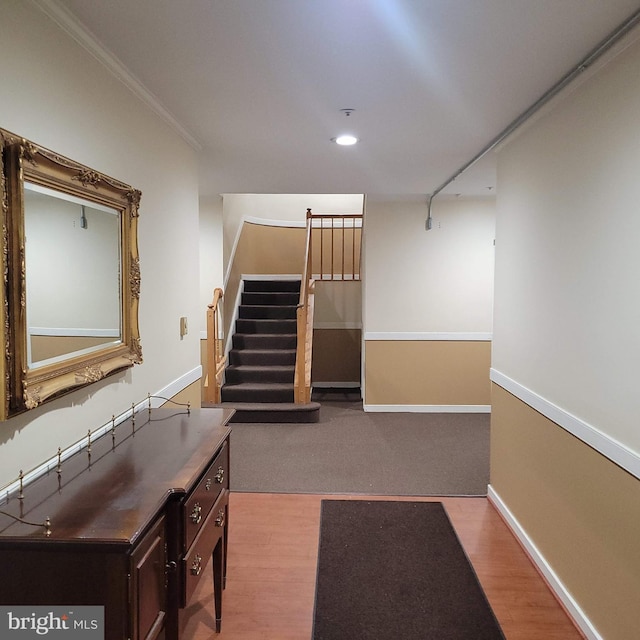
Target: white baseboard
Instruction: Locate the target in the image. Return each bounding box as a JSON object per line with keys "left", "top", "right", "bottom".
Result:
{"left": 363, "top": 404, "right": 490, "bottom": 413}
{"left": 154, "top": 366, "right": 202, "bottom": 404}
{"left": 487, "top": 485, "right": 601, "bottom": 640}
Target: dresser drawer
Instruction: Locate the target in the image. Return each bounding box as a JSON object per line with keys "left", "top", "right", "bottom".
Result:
{"left": 182, "top": 489, "right": 228, "bottom": 605}
{"left": 183, "top": 441, "right": 228, "bottom": 550}
{"left": 130, "top": 516, "right": 166, "bottom": 640}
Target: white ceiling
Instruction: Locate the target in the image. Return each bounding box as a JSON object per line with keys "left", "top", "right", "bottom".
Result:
{"left": 50, "top": 0, "right": 640, "bottom": 198}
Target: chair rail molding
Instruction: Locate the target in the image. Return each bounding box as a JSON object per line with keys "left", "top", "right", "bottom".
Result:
{"left": 490, "top": 368, "right": 640, "bottom": 481}
{"left": 364, "top": 332, "right": 492, "bottom": 341}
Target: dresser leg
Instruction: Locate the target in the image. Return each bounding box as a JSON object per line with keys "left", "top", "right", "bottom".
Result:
{"left": 212, "top": 536, "right": 223, "bottom": 632}
{"left": 223, "top": 504, "right": 229, "bottom": 589}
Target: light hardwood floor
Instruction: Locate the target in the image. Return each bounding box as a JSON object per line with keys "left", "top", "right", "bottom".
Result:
{"left": 181, "top": 492, "right": 585, "bottom": 640}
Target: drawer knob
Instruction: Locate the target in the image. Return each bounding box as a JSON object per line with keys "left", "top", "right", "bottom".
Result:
{"left": 214, "top": 467, "right": 225, "bottom": 484}
{"left": 205, "top": 478, "right": 212, "bottom": 491}
{"left": 190, "top": 554, "right": 202, "bottom": 576}
{"left": 190, "top": 502, "right": 202, "bottom": 525}
{"left": 215, "top": 509, "right": 225, "bottom": 528}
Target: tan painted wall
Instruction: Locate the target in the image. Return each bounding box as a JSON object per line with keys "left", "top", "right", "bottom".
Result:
{"left": 313, "top": 281, "right": 362, "bottom": 327}
{"left": 224, "top": 222, "right": 306, "bottom": 336}
{"left": 167, "top": 379, "right": 202, "bottom": 409}
{"left": 365, "top": 340, "right": 491, "bottom": 406}
{"left": 490, "top": 384, "right": 640, "bottom": 640}
{"left": 221, "top": 193, "right": 363, "bottom": 274}
{"left": 31, "top": 335, "right": 115, "bottom": 362}
{"left": 312, "top": 329, "right": 361, "bottom": 384}
{"left": 199, "top": 339, "right": 208, "bottom": 394}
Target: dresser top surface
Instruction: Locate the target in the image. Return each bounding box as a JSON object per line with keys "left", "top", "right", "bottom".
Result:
{"left": 0, "top": 407, "right": 233, "bottom": 545}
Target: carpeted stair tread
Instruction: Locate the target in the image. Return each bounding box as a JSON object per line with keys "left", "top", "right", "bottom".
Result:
{"left": 235, "top": 318, "right": 297, "bottom": 334}
{"left": 225, "top": 364, "right": 295, "bottom": 384}
{"left": 226, "top": 365, "right": 295, "bottom": 372}
{"left": 221, "top": 382, "right": 295, "bottom": 403}
{"left": 229, "top": 349, "right": 296, "bottom": 366}
{"left": 239, "top": 305, "right": 297, "bottom": 319}
{"left": 223, "top": 382, "right": 293, "bottom": 390}
{"left": 232, "top": 333, "right": 297, "bottom": 349}
{"left": 242, "top": 292, "right": 299, "bottom": 305}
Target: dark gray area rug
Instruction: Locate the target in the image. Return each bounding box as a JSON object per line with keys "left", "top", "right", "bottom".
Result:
{"left": 229, "top": 401, "right": 490, "bottom": 495}
{"left": 312, "top": 500, "right": 505, "bottom": 640}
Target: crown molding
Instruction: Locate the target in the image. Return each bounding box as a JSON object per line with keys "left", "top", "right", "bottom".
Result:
{"left": 31, "top": 0, "right": 202, "bottom": 150}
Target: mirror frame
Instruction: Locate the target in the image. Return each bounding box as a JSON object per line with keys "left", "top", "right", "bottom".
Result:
{"left": 0, "top": 127, "right": 142, "bottom": 419}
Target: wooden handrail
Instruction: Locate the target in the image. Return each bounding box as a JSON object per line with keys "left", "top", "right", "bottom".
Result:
{"left": 294, "top": 218, "right": 314, "bottom": 403}
{"left": 204, "top": 287, "right": 226, "bottom": 403}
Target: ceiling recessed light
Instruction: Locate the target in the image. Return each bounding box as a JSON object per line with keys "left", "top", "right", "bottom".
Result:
{"left": 333, "top": 135, "right": 359, "bottom": 146}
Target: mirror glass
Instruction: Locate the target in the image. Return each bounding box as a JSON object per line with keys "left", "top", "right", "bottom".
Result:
{"left": 24, "top": 182, "right": 122, "bottom": 369}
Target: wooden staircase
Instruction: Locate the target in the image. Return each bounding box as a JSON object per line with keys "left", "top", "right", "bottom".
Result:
{"left": 218, "top": 279, "right": 320, "bottom": 423}
{"left": 203, "top": 208, "right": 362, "bottom": 422}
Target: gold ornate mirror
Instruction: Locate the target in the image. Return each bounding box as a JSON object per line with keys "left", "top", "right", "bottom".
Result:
{"left": 0, "top": 127, "right": 142, "bottom": 419}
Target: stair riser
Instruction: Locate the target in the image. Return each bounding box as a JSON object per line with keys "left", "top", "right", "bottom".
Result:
{"left": 228, "top": 350, "right": 296, "bottom": 366}
{"left": 229, "top": 408, "right": 319, "bottom": 423}
{"left": 232, "top": 334, "right": 297, "bottom": 350}
{"left": 239, "top": 305, "right": 297, "bottom": 320}
{"left": 225, "top": 368, "right": 294, "bottom": 384}
{"left": 221, "top": 387, "right": 294, "bottom": 403}
{"left": 235, "top": 319, "right": 297, "bottom": 334}
{"left": 241, "top": 292, "right": 299, "bottom": 306}
{"left": 244, "top": 280, "right": 301, "bottom": 293}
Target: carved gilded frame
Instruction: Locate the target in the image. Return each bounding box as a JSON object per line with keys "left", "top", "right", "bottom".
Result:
{"left": 0, "top": 127, "right": 142, "bottom": 419}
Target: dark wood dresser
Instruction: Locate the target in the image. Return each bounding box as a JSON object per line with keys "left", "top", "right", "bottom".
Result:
{"left": 0, "top": 407, "right": 233, "bottom": 640}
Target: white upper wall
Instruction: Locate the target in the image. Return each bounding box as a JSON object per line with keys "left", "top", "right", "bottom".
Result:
{"left": 493, "top": 32, "right": 640, "bottom": 458}
{"left": 363, "top": 197, "right": 496, "bottom": 334}
{"left": 199, "top": 195, "right": 224, "bottom": 333}
{"left": 0, "top": 2, "right": 202, "bottom": 488}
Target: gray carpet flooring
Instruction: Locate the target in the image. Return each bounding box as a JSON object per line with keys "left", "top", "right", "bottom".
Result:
{"left": 229, "top": 400, "right": 490, "bottom": 495}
